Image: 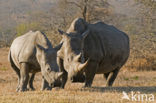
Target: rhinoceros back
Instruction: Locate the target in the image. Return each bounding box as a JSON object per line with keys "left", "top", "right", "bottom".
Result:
{"left": 10, "top": 31, "right": 52, "bottom": 69}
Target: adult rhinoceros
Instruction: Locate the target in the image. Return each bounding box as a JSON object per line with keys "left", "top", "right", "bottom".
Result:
{"left": 8, "top": 31, "right": 63, "bottom": 92}
{"left": 57, "top": 18, "right": 130, "bottom": 88}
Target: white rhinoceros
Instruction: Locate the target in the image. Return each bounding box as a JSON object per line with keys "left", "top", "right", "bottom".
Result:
{"left": 57, "top": 18, "right": 130, "bottom": 88}
{"left": 9, "top": 31, "right": 63, "bottom": 92}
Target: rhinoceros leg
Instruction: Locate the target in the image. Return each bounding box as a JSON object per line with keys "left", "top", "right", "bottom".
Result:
{"left": 41, "top": 77, "right": 52, "bottom": 91}
{"left": 9, "top": 55, "right": 21, "bottom": 91}
{"left": 16, "top": 73, "right": 21, "bottom": 92}
{"left": 105, "top": 68, "right": 119, "bottom": 87}
{"left": 84, "top": 61, "right": 98, "bottom": 87}
{"left": 19, "top": 63, "right": 29, "bottom": 92}
{"left": 11, "top": 64, "right": 20, "bottom": 91}
{"left": 60, "top": 71, "right": 68, "bottom": 88}
{"left": 103, "top": 73, "right": 110, "bottom": 80}
{"left": 27, "top": 73, "right": 35, "bottom": 91}
{"left": 12, "top": 66, "right": 20, "bottom": 92}
{"left": 57, "top": 57, "right": 68, "bottom": 88}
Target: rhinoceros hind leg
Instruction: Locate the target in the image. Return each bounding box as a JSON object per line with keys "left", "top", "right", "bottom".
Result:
{"left": 9, "top": 54, "right": 21, "bottom": 92}
{"left": 12, "top": 66, "right": 20, "bottom": 92}
{"left": 19, "top": 63, "right": 29, "bottom": 92}
{"left": 28, "top": 73, "right": 35, "bottom": 91}
{"left": 105, "top": 68, "right": 119, "bottom": 87}
{"left": 84, "top": 61, "right": 98, "bottom": 88}
{"left": 16, "top": 75, "right": 20, "bottom": 92}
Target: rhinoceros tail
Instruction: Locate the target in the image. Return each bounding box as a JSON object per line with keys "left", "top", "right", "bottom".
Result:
{"left": 8, "top": 50, "right": 20, "bottom": 76}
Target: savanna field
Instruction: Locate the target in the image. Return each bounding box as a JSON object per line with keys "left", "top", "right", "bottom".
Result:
{"left": 0, "top": 48, "right": 156, "bottom": 103}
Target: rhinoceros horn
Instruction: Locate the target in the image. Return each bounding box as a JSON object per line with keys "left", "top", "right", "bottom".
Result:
{"left": 74, "top": 53, "right": 82, "bottom": 62}
{"left": 75, "top": 59, "right": 89, "bottom": 72}
{"left": 56, "top": 72, "right": 63, "bottom": 79}
{"left": 82, "top": 29, "right": 89, "bottom": 39}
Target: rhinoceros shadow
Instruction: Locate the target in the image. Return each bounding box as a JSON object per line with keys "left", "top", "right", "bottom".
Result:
{"left": 81, "top": 86, "right": 156, "bottom": 93}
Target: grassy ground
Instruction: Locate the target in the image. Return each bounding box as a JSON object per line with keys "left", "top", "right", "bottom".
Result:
{"left": 0, "top": 48, "right": 156, "bottom": 103}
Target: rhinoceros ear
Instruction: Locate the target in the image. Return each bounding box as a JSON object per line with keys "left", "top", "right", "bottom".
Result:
{"left": 82, "top": 29, "right": 89, "bottom": 39}
{"left": 36, "top": 44, "right": 46, "bottom": 54}
{"left": 54, "top": 42, "right": 63, "bottom": 51}
{"left": 58, "top": 29, "right": 65, "bottom": 35}
{"left": 58, "top": 29, "right": 69, "bottom": 36}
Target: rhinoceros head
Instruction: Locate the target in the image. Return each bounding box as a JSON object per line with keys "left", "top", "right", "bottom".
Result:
{"left": 36, "top": 44, "right": 63, "bottom": 87}
{"left": 58, "top": 29, "right": 89, "bottom": 82}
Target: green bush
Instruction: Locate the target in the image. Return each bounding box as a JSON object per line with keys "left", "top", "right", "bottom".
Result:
{"left": 16, "top": 22, "right": 40, "bottom": 37}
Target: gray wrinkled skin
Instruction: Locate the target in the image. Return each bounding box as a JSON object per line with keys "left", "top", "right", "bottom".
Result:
{"left": 57, "top": 18, "right": 130, "bottom": 88}
{"left": 8, "top": 31, "right": 63, "bottom": 92}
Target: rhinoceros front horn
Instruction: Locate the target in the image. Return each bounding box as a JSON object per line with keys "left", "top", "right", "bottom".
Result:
{"left": 76, "top": 59, "right": 89, "bottom": 72}
{"left": 74, "top": 53, "right": 81, "bottom": 62}
{"left": 56, "top": 72, "right": 63, "bottom": 79}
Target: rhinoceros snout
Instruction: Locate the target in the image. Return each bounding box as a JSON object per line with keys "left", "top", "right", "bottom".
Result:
{"left": 71, "top": 75, "right": 85, "bottom": 83}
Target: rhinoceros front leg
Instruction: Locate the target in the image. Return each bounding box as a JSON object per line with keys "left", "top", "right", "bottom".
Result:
{"left": 84, "top": 61, "right": 98, "bottom": 87}
{"left": 9, "top": 58, "right": 21, "bottom": 92}
{"left": 19, "top": 63, "right": 29, "bottom": 92}
{"left": 27, "top": 73, "right": 35, "bottom": 91}
{"left": 41, "top": 77, "right": 52, "bottom": 91}
{"left": 103, "top": 72, "right": 110, "bottom": 80}
{"left": 105, "top": 67, "right": 119, "bottom": 87}
{"left": 57, "top": 57, "right": 67, "bottom": 89}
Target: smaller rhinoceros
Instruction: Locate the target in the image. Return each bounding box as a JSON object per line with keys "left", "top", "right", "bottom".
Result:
{"left": 8, "top": 31, "right": 63, "bottom": 92}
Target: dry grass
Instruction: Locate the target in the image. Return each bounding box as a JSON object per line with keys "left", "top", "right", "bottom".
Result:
{"left": 125, "top": 52, "right": 156, "bottom": 71}
{"left": 1, "top": 48, "right": 156, "bottom": 103}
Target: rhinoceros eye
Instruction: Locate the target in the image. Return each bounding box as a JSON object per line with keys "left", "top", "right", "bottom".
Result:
{"left": 47, "top": 68, "right": 51, "bottom": 72}
{"left": 68, "top": 56, "right": 74, "bottom": 62}
{"left": 50, "top": 83, "right": 54, "bottom": 88}
{"left": 67, "top": 58, "right": 70, "bottom": 62}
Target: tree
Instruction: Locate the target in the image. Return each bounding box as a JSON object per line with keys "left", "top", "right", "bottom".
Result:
{"left": 60, "top": 0, "right": 112, "bottom": 22}
{"left": 50, "top": 0, "right": 112, "bottom": 31}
